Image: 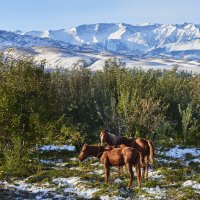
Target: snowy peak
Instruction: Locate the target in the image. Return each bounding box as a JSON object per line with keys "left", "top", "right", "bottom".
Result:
{"left": 1, "top": 22, "right": 200, "bottom": 60}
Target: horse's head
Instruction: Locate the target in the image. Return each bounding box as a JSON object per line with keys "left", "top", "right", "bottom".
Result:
{"left": 78, "top": 144, "right": 89, "bottom": 161}
{"left": 100, "top": 128, "right": 109, "bottom": 145}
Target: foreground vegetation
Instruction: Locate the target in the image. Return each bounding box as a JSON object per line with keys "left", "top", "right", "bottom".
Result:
{"left": 0, "top": 53, "right": 199, "bottom": 179}
{"left": 1, "top": 146, "right": 200, "bottom": 199}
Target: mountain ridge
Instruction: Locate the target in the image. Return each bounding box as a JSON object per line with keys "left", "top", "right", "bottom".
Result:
{"left": 1, "top": 22, "right": 200, "bottom": 61}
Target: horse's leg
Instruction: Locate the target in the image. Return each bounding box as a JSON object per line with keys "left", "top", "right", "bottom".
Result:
{"left": 126, "top": 163, "right": 133, "bottom": 187}
{"left": 104, "top": 165, "right": 110, "bottom": 184}
{"left": 139, "top": 152, "right": 145, "bottom": 179}
{"left": 145, "top": 156, "right": 149, "bottom": 179}
{"left": 134, "top": 163, "right": 141, "bottom": 188}
{"left": 141, "top": 158, "right": 146, "bottom": 181}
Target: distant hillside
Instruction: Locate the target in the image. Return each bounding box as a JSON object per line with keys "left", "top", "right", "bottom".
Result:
{"left": 1, "top": 23, "right": 200, "bottom": 72}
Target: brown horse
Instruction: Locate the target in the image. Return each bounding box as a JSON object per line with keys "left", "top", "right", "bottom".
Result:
{"left": 100, "top": 129, "right": 154, "bottom": 179}
{"left": 78, "top": 144, "right": 141, "bottom": 187}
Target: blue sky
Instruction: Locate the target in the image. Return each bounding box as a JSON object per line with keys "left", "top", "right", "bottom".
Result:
{"left": 0, "top": 0, "right": 199, "bottom": 31}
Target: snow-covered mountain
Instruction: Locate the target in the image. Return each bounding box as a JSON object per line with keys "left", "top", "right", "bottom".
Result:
{"left": 0, "top": 30, "right": 95, "bottom": 53}
{"left": 10, "top": 22, "right": 200, "bottom": 60}
{"left": 1, "top": 23, "right": 200, "bottom": 72}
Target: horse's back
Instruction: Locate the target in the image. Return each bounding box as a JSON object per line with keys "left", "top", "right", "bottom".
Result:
{"left": 122, "top": 147, "right": 139, "bottom": 163}
{"left": 133, "top": 138, "right": 151, "bottom": 159}
{"left": 134, "top": 138, "right": 148, "bottom": 146}
{"left": 120, "top": 136, "right": 134, "bottom": 147}
{"left": 134, "top": 138, "right": 148, "bottom": 149}
{"left": 103, "top": 148, "right": 124, "bottom": 166}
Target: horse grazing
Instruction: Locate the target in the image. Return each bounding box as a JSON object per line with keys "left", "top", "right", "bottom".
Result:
{"left": 78, "top": 144, "right": 141, "bottom": 187}
{"left": 100, "top": 129, "right": 154, "bottom": 179}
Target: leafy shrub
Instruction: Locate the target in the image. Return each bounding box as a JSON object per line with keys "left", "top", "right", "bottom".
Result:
{"left": 61, "top": 126, "right": 85, "bottom": 152}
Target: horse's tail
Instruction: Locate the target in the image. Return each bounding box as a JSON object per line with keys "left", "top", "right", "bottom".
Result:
{"left": 147, "top": 140, "right": 154, "bottom": 169}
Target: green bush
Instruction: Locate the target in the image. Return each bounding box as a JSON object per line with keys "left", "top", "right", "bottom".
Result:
{"left": 61, "top": 126, "right": 85, "bottom": 152}
{"left": 0, "top": 54, "right": 200, "bottom": 177}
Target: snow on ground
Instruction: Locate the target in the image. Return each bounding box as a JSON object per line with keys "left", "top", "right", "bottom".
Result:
{"left": 91, "top": 161, "right": 102, "bottom": 166}
{"left": 69, "top": 166, "right": 82, "bottom": 171}
{"left": 114, "top": 178, "right": 123, "bottom": 183}
{"left": 156, "top": 158, "right": 175, "bottom": 164}
{"left": 164, "top": 146, "right": 200, "bottom": 159}
{"left": 53, "top": 177, "right": 99, "bottom": 199}
{"left": 148, "top": 170, "right": 165, "bottom": 180}
{"left": 182, "top": 180, "right": 200, "bottom": 194}
{"left": 143, "top": 186, "right": 166, "bottom": 200}
{"left": 10, "top": 47, "right": 200, "bottom": 73}
{"left": 100, "top": 195, "right": 125, "bottom": 200}
{"left": 87, "top": 169, "right": 104, "bottom": 175}
{"left": 1, "top": 145, "right": 200, "bottom": 199}
{"left": 1, "top": 180, "right": 57, "bottom": 199}
{"left": 186, "top": 157, "right": 200, "bottom": 166}
{"left": 40, "top": 159, "right": 68, "bottom": 167}
{"left": 70, "top": 157, "right": 78, "bottom": 161}
{"left": 38, "top": 144, "right": 75, "bottom": 152}
{"left": 14, "top": 181, "right": 55, "bottom": 194}
{"left": 1, "top": 175, "right": 99, "bottom": 199}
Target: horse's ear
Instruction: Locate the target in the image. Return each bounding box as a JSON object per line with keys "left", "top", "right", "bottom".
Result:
{"left": 100, "top": 128, "right": 107, "bottom": 133}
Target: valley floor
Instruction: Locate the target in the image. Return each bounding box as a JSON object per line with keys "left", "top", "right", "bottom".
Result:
{"left": 0, "top": 145, "right": 200, "bottom": 200}
{"left": 11, "top": 47, "right": 200, "bottom": 73}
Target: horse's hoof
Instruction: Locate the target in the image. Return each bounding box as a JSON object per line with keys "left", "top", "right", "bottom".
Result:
{"left": 128, "top": 184, "right": 132, "bottom": 188}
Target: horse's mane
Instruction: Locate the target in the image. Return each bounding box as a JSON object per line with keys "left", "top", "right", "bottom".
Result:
{"left": 107, "top": 132, "right": 133, "bottom": 146}
{"left": 107, "top": 132, "right": 120, "bottom": 146}
{"left": 85, "top": 144, "right": 114, "bottom": 158}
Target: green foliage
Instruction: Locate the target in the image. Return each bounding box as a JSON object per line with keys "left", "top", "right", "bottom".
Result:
{"left": 61, "top": 126, "right": 85, "bottom": 152}
{"left": 0, "top": 137, "right": 38, "bottom": 178}
{"left": 179, "top": 103, "right": 193, "bottom": 144}
{"left": 0, "top": 53, "right": 200, "bottom": 177}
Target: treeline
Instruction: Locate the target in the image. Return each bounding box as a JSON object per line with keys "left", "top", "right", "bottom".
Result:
{"left": 0, "top": 54, "right": 199, "bottom": 176}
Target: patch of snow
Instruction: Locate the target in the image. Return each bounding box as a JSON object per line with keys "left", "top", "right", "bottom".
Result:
{"left": 156, "top": 158, "right": 175, "bottom": 163}
{"left": 165, "top": 146, "right": 200, "bottom": 159}
{"left": 87, "top": 169, "right": 104, "bottom": 175}
{"left": 191, "top": 158, "right": 200, "bottom": 163}
{"left": 100, "top": 195, "right": 125, "bottom": 200}
{"left": 40, "top": 157, "right": 79, "bottom": 168}
{"left": 0, "top": 181, "right": 8, "bottom": 185}
{"left": 91, "top": 161, "right": 102, "bottom": 166}
{"left": 148, "top": 170, "right": 165, "bottom": 180}
{"left": 40, "top": 159, "right": 68, "bottom": 167}
{"left": 38, "top": 144, "right": 75, "bottom": 152}
{"left": 53, "top": 194, "right": 65, "bottom": 199}
{"left": 95, "top": 169, "right": 104, "bottom": 174}
{"left": 183, "top": 180, "right": 200, "bottom": 190}
{"left": 187, "top": 158, "right": 200, "bottom": 165}
{"left": 114, "top": 178, "right": 123, "bottom": 183}
{"left": 2, "top": 180, "right": 56, "bottom": 195}
{"left": 144, "top": 186, "right": 166, "bottom": 199}
{"left": 70, "top": 157, "right": 78, "bottom": 161}
{"left": 53, "top": 177, "right": 99, "bottom": 199}
{"left": 69, "top": 167, "right": 82, "bottom": 171}
{"left": 108, "top": 23, "right": 126, "bottom": 40}
{"left": 54, "top": 162, "right": 68, "bottom": 167}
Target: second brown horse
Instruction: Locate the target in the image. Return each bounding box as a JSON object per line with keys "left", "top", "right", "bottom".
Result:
{"left": 79, "top": 144, "right": 141, "bottom": 187}
{"left": 100, "top": 129, "right": 154, "bottom": 179}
